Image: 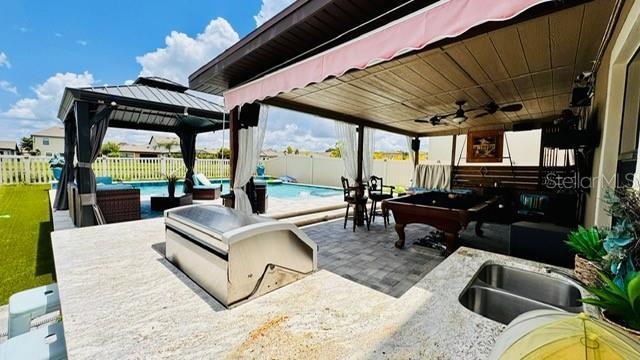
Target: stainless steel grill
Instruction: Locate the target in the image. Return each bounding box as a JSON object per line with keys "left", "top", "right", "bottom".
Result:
{"left": 164, "top": 205, "right": 317, "bottom": 307}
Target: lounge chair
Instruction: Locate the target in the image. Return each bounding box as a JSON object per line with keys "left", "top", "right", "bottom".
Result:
{"left": 192, "top": 173, "right": 222, "bottom": 200}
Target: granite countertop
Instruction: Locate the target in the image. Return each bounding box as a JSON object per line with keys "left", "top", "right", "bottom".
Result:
{"left": 51, "top": 218, "right": 587, "bottom": 359}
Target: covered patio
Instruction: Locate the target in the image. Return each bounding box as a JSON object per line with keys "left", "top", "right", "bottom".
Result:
{"left": 54, "top": 77, "right": 227, "bottom": 227}
{"left": 190, "top": 0, "right": 617, "bottom": 250}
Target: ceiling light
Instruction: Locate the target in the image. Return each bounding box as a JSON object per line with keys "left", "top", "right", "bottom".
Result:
{"left": 452, "top": 108, "right": 467, "bottom": 123}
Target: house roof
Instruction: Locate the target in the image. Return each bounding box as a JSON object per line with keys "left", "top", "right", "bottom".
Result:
{"left": 32, "top": 127, "right": 65, "bottom": 138}
{"left": 260, "top": 148, "right": 280, "bottom": 157}
{"left": 0, "top": 140, "right": 17, "bottom": 150}
{"left": 189, "top": 0, "right": 441, "bottom": 95}
{"left": 149, "top": 135, "right": 180, "bottom": 145}
{"left": 58, "top": 77, "right": 227, "bottom": 134}
{"left": 118, "top": 143, "right": 167, "bottom": 154}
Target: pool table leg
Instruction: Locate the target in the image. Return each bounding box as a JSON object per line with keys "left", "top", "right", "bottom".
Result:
{"left": 475, "top": 221, "right": 484, "bottom": 237}
{"left": 444, "top": 232, "right": 458, "bottom": 256}
{"left": 394, "top": 224, "right": 406, "bottom": 249}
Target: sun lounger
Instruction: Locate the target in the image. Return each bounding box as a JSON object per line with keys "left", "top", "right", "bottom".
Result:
{"left": 192, "top": 174, "right": 222, "bottom": 200}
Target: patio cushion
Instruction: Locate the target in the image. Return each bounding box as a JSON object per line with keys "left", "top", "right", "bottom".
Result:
{"left": 8, "top": 283, "right": 60, "bottom": 338}
{"left": 193, "top": 173, "right": 213, "bottom": 187}
{"left": 95, "top": 176, "right": 113, "bottom": 185}
{"left": 0, "top": 322, "right": 67, "bottom": 360}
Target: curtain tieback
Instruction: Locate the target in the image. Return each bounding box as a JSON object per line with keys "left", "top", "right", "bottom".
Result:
{"left": 76, "top": 162, "right": 92, "bottom": 168}
{"left": 79, "top": 193, "right": 97, "bottom": 205}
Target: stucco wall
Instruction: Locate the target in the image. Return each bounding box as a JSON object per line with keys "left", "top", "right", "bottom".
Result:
{"left": 583, "top": 0, "right": 636, "bottom": 227}
{"left": 32, "top": 136, "right": 64, "bottom": 156}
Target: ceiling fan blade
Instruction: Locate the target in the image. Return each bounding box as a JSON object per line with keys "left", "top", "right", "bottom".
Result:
{"left": 500, "top": 103, "right": 523, "bottom": 112}
{"left": 474, "top": 112, "right": 490, "bottom": 119}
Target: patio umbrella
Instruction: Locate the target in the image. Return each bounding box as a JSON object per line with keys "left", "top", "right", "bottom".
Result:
{"left": 489, "top": 310, "right": 640, "bottom": 359}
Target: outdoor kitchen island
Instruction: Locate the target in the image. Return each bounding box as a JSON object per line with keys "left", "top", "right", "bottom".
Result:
{"left": 51, "top": 218, "right": 587, "bottom": 359}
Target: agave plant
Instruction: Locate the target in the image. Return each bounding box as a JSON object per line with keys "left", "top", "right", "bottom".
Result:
{"left": 582, "top": 271, "right": 640, "bottom": 330}
{"left": 565, "top": 226, "right": 605, "bottom": 261}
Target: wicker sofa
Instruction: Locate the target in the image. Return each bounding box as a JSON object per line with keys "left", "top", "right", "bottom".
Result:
{"left": 67, "top": 183, "right": 141, "bottom": 225}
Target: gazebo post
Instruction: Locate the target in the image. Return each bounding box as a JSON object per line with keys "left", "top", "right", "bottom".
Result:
{"left": 355, "top": 124, "right": 365, "bottom": 226}
{"left": 74, "top": 101, "right": 96, "bottom": 227}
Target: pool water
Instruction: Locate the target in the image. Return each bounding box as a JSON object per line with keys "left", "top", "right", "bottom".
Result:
{"left": 133, "top": 180, "right": 342, "bottom": 199}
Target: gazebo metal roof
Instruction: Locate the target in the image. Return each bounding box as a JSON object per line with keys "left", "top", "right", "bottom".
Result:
{"left": 58, "top": 77, "right": 227, "bottom": 133}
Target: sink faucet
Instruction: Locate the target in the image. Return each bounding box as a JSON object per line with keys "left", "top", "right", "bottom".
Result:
{"left": 544, "top": 267, "right": 589, "bottom": 289}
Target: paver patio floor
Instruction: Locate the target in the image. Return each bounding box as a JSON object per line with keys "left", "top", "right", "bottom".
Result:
{"left": 305, "top": 219, "right": 510, "bottom": 297}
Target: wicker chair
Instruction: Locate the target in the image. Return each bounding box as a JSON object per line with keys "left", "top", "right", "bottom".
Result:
{"left": 96, "top": 186, "right": 141, "bottom": 224}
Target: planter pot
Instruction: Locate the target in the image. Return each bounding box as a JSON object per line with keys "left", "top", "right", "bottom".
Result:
{"left": 167, "top": 182, "right": 176, "bottom": 198}
{"left": 574, "top": 254, "right": 602, "bottom": 287}
{"left": 52, "top": 167, "right": 63, "bottom": 181}
{"left": 601, "top": 310, "right": 640, "bottom": 338}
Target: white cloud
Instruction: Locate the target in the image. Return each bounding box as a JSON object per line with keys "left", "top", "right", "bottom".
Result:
{"left": 18, "top": 27, "right": 30, "bottom": 33}
{"left": 254, "top": 0, "right": 295, "bottom": 27}
{"left": 54, "top": 32, "right": 63, "bottom": 38}
{"left": 0, "top": 80, "right": 18, "bottom": 95}
{"left": 136, "top": 18, "right": 239, "bottom": 85}
{"left": 76, "top": 40, "right": 88, "bottom": 46}
{"left": 0, "top": 52, "right": 10, "bottom": 68}
{"left": 0, "top": 72, "right": 95, "bottom": 139}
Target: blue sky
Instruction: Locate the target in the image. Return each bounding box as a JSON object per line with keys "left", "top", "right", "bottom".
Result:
{"left": 0, "top": 0, "right": 410, "bottom": 152}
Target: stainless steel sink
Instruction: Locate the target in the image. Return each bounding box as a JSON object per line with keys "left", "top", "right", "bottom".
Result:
{"left": 459, "top": 263, "right": 583, "bottom": 324}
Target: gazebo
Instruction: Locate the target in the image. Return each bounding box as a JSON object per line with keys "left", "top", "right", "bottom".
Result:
{"left": 54, "top": 77, "right": 227, "bottom": 227}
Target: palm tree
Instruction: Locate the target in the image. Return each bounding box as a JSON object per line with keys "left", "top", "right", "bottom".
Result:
{"left": 154, "top": 139, "right": 179, "bottom": 157}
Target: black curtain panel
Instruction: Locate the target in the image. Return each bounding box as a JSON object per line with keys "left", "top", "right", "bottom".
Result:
{"left": 178, "top": 129, "right": 197, "bottom": 193}
{"left": 53, "top": 119, "right": 77, "bottom": 210}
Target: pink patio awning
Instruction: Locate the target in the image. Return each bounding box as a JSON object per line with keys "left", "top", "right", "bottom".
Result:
{"left": 224, "top": 0, "right": 553, "bottom": 110}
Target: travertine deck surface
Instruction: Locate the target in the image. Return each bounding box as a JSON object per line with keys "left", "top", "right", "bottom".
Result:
{"left": 51, "top": 218, "right": 578, "bottom": 359}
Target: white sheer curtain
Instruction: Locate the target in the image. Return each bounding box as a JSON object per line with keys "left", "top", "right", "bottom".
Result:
{"left": 335, "top": 122, "right": 374, "bottom": 182}
{"left": 233, "top": 104, "right": 269, "bottom": 214}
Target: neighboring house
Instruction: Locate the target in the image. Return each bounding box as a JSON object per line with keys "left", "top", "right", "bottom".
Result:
{"left": 32, "top": 127, "right": 64, "bottom": 157}
{"left": 118, "top": 143, "right": 168, "bottom": 158}
{"left": 0, "top": 140, "right": 18, "bottom": 155}
{"left": 260, "top": 148, "right": 280, "bottom": 160}
{"left": 148, "top": 135, "right": 180, "bottom": 153}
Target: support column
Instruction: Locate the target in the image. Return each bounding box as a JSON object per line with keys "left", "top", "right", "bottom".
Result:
{"left": 412, "top": 137, "right": 420, "bottom": 168}
{"left": 355, "top": 124, "right": 365, "bottom": 226}
{"left": 225, "top": 106, "right": 239, "bottom": 208}
{"left": 450, "top": 134, "right": 457, "bottom": 189}
{"left": 75, "top": 101, "right": 95, "bottom": 226}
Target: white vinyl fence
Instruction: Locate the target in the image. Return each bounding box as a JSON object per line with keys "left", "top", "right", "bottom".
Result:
{"left": 0, "top": 155, "right": 230, "bottom": 185}
{"left": 263, "top": 155, "right": 416, "bottom": 188}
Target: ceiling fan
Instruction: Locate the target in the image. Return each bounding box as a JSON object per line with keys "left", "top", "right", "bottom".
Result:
{"left": 414, "top": 100, "right": 523, "bottom": 126}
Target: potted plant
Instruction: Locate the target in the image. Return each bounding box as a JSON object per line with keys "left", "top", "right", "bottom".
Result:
{"left": 602, "top": 189, "right": 640, "bottom": 288}
{"left": 164, "top": 172, "right": 178, "bottom": 198}
{"left": 565, "top": 226, "right": 606, "bottom": 287}
{"left": 49, "top": 154, "right": 65, "bottom": 180}
{"left": 582, "top": 271, "right": 640, "bottom": 336}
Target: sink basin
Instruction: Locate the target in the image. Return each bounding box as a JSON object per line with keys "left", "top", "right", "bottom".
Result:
{"left": 475, "top": 264, "right": 582, "bottom": 309}
{"left": 459, "top": 263, "right": 582, "bottom": 324}
{"left": 459, "top": 286, "right": 561, "bottom": 325}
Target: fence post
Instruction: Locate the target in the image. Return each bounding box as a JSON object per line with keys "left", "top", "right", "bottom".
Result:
{"left": 23, "top": 156, "right": 31, "bottom": 184}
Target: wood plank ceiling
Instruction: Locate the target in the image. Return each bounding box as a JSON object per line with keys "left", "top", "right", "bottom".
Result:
{"left": 267, "top": 0, "right": 614, "bottom": 137}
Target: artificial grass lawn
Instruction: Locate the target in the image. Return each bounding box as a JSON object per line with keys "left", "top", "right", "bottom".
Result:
{"left": 0, "top": 184, "right": 54, "bottom": 305}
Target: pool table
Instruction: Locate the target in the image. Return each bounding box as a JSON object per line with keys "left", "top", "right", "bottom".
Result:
{"left": 382, "top": 192, "right": 498, "bottom": 255}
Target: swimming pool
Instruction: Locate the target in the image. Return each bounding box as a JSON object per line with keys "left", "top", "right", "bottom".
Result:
{"left": 132, "top": 180, "right": 342, "bottom": 199}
